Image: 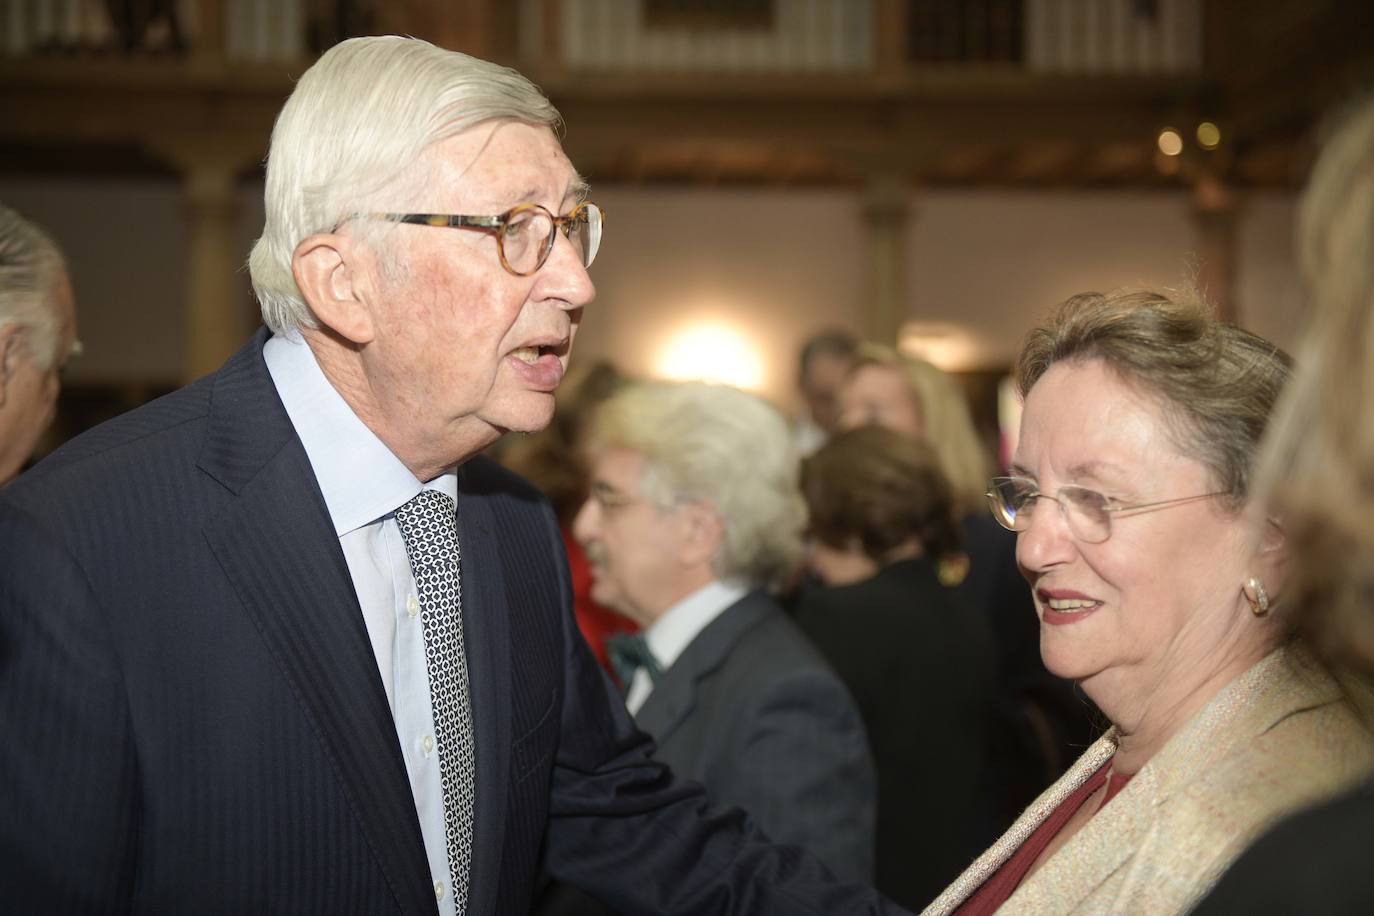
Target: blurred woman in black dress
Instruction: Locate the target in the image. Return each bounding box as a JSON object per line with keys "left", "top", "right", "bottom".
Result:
{"left": 797, "top": 425, "right": 1001, "bottom": 909}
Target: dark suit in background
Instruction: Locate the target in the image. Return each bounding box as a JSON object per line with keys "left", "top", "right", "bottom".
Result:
{"left": 536, "top": 590, "right": 876, "bottom": 916}
{"left": 0, "top": 333, "right": 900, "bottom": 915}
{"left": 1189, "top": 779, "right": 1374, "bottom": 915}
{"left": 636, "top": 591, "right": 875, "bottom": 882}
{"left": 797, "top": 557, "right": 1001, "bottom": 910}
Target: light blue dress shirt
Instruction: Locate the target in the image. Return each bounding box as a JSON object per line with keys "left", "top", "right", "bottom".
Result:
{"left": 264, "top": 333, "right": 458, "bottom": 915}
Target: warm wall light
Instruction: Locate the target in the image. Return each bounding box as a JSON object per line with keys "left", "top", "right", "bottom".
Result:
{"left": 655, "top": 322, "right": 765, "bottom": 391}
{"left": 1196, "top": 121, "right": 1221, "bottom": 149}
{"left": 897, "top": 321, "right": 984, "bottom": 373}
{"left": 1157, "top": 128, "right": 1184, "bottom": 157}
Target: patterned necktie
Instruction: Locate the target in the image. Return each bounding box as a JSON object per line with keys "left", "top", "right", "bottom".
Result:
{"left": 606, "top": 632, "right": 661, "bottom": 690}
{"left": 394, "top": 489, "right": 475, "bottom": 915}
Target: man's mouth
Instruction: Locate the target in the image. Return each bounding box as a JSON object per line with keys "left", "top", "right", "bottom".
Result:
{"left": 505, "top": 342, "right": 567, "bottom": 390}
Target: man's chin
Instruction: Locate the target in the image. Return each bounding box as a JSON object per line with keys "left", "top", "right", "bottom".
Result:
{"left": 484, "top": 395, "right": 557, "bottom": 437}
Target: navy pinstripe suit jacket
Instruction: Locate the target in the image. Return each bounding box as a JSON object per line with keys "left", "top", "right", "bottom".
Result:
{"left": 0, "top": 330, "right": 902, "bottom": 915}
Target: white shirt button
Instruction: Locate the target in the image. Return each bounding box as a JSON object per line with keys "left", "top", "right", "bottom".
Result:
{"left": 434, "top": 880, "right": 445, "bottom": 901}
{"left": 422, "top": 734, "right": 436, "bottom": 754}
{"left": 406, "top": 595, "right": 420, "bottom": 618}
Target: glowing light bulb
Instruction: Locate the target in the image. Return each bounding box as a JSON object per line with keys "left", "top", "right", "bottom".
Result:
{"left": 1196, "top": 121, "right": 1221, "bottom": 150}
{"left": 655, "top": 323, "right": 764, "bottom": 391}
{"left": 1157, "top": 128, "right": 1184, "bottom": 157}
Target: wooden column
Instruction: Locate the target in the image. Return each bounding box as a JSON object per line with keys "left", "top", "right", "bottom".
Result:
{"left": 371, "top": 0, "right": 501, "bottom": 57}
{"left": 860, "top": 173, "right": 912, "bottom": 346}
{"left": 147, "top": 133, "right": 263, "bottom": 382}
{"left": 1191, "top": 174, "right": 1240, "bottom": 323}
{"left": 873, "top": 0, "right": 909, "bottom": 81}
{"left": 192, "top": 0, "right": 226, "bottom": 61}
{"left": 183, "top": 163, "right": 245, "bottom": 380}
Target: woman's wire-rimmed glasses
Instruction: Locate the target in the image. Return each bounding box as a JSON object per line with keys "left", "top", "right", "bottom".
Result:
{"left": 363, "top": 200, "right": 603, "bottom": 277}
{"left": 986, "top": 475, "right": 1226, "bottom": 544}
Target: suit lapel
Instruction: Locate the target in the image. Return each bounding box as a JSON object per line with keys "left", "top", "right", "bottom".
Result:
{"left": 635, "top": 592, "right": 772, "bottom": 743}
{"left": 199, "top": 332, "right": 434, "bottom": 916}
{"left": 453, "top": 468, "right": 512, "bottom": 916}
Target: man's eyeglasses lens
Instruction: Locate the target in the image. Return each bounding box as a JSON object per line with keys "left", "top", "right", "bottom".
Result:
{"left": 502, "top": 202, "right": 602, "bottom": 275}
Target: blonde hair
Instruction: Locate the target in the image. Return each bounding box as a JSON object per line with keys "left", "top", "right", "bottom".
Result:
{"left": 849, "top": 344, "right": 991, "bottom": 511}
{"left": 1252, "top": 95, "right": 1374, "bottom": 669}
{"left": 248, "top": 36, "right": 561, "bottom": 334}
{"left": 589, "top": 381, "right": 804, "bottom": 589}
{"left": 1017, "top": 288, "right": 1291, "bottom": 509}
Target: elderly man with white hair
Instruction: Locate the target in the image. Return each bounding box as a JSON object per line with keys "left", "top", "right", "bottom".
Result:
{"left": 0, "top": 204, "right": 78, "bottom": 484}
{"left": 569, "top": 382, "right": 876, "bottom": 881}
{"left": 0, "top": 37, "right": 903, "bottom": 916}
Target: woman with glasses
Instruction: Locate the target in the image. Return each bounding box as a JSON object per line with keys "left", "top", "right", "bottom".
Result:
{"left": 924, "top": 288, "right": 1374, "bottom": 915}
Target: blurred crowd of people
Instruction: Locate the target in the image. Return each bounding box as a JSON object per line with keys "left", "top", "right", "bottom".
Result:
{"left": 508, "top": 90, "right": 1374, "bottom": 913}
{"left": 5, "top": 33, "right": 1374, "bottom": 916}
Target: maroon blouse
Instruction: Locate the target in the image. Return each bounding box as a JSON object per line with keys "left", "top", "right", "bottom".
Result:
{"left": 953, "top": 760, "right": 1133, "bottom": 915}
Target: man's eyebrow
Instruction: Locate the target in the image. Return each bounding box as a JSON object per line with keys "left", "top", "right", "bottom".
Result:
{"left": 567, "top": 174, "right": 591, "bottom": 202}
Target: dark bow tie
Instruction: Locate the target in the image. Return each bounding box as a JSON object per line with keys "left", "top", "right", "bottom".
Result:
{"left": 606, "top": 632, "right": 661, "bottom": 690}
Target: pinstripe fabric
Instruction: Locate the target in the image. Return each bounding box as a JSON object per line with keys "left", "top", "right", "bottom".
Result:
{"left": 0, "top": 329, "right": 907, "bottom": 916}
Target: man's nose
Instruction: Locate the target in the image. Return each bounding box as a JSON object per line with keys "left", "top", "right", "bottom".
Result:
{"left": 572, "top": 497, "right": 599, "bottom": 544}
{"left": 538, "top": 231, "right": 596, "bottom": 310}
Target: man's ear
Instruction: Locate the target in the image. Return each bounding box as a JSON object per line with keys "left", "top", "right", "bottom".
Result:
{"left": 291, "top": 233, "right": 376, "bottom": 345}
{"left": 679, "top": 499, "right": 726, "bottom": 568}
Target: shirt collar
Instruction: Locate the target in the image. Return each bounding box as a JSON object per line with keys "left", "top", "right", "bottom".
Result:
{"left": 643, "top": 579, "right": 750, "bottom": 671}
{"left": 264, "top": 333, "right": 456, "bottom": 536}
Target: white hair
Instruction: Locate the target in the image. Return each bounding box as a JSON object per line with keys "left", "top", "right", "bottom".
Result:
{"left": 0, "top": 203, "right": 66, "bottom": 370}
{"left": 591, "top": 381, "right": 805, "bottom": 589}
{"left": 248, "top": 36, "right": 562, "bottom": 335}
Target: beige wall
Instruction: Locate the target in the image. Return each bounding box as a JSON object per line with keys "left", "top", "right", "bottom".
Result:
{"left": 0, "top": 178, "right": 1303, "bottom": 413}
{"left": 0, "top": 176, "right": 260, "bottom": 384}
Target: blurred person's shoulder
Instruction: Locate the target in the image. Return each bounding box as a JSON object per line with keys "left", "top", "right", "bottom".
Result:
{"left": 3, "top": 373, "right": 216, "bottom": 518}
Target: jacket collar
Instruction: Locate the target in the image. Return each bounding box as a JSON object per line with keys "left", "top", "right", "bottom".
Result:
{"left": 199, "top": 329, "right": 439, "bottom": 915}
{"left": 634, "top": 590, "right": 774, "bottom": 741}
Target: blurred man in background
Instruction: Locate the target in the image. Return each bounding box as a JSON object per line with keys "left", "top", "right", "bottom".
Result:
{"left": 573, "top": 380, "right": 876, "bottom": 881}
{"left": 794, "top": 328, "right": 856, "bottom": 456}
{"left": 0, "top": 204, "right": 78, "bottom": 484}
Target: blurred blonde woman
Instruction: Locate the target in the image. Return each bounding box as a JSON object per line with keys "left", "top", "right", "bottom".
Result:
{"left": 840, "top": 345, "right": 1091, "bottom": 817}
{"left": 1191, "top": 94, "right": 1374, "bottom": 915}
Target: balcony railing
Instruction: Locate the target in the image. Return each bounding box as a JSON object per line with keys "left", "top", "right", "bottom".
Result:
{"left": 3, "top": 0, "right": 1203, "bottom": 74}
{"left": 2, "top": 0, "right": 374, "bottom": 61}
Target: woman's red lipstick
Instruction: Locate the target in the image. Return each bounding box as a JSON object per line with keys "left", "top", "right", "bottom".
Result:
{"left": 1037, "top": 588, "right": 1103, "bottom": 626}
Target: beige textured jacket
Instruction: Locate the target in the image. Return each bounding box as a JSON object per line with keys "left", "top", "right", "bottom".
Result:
{"left": 924, "top": 644, "right": 1374, "bottom": 915}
